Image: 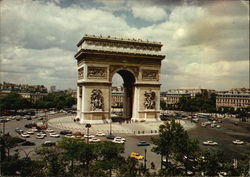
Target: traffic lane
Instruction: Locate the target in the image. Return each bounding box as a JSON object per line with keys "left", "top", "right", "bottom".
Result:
{"left": 123, "top": 136, "right": 161, "bottom": 170}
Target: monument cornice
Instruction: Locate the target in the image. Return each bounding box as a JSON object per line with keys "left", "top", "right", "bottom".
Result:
{"left": 77, "top": 34, "right": 163, "bottom": 47}
{"left": 77, "top": 82, "right": 112, "bottom": 86}
{"left": 74, "top": 49, "right": 165, "bottom": 61}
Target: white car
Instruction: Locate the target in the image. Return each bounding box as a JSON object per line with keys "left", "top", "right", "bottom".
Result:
{"left": 203, "top": 140, "right": 218, "bottom": 146}
{"left": 114, "top": 137, "right": 126, "bottom": 141}
{"left": 89, "top": 138, "right": 101, "bottom": 143}
{"left": 216, "top": 125, "right": 221, "bottom": 128}
{"left": 46, "top": 129, "right": 55, "bottom": 133}
{"left": 64, "top": 134, "right": 75, "bottom": 138}
{"left": 26, "top": 130, "right": 34, "bottom": 134}
{"left": 21, "top": 133, "right": 30, "bottom": 138}
{"left": 31, "top": 128, "right": 39, "bottom": 132}
{"left": 84, "top": 134, "right": 95, "bottom": 138}
{"left": 232, "top": 140, "right": 244, "bottom": 145}
{"left": 96, "top": 132, "right": 106, "bottom": 137}
{"left": 49, "top": 133, "right": 60, "bottom": 138}
{"left": 36, "top": 134, "right": 45, "bottom": 139}
{"left": 112, "top": 139, "right": 125, "bottom": 144}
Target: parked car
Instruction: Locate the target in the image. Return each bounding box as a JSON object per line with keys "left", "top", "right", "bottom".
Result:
{"left": 46, "top": 128, "right": 54, "bottom": 133}
{"left": 137, "top": 141, "right": 150, "bottom": 146}
{"left": 96, "top": 132, "right": 106, "bottom": 137}
{"left": 21, "top": 133, "right": 30, "bottom": 138}
{"left": 112, "top": 139, "right": 124, "bottom": 144}
{"left": 39, "top": 126, "right": 47, "bottom": 130}
{"left": 15, "top": 128, "right": 24, "bottom": 134}
{"left": 49, "top": 133, "right": 60, "bottom": 138}
{"left": 60, "top": 130, "right": 73, "bottom": 135}
{"left": 130, "top": 152, "right": 144, "bottom": 160}
{"left": 89, "top": 138, "right": 101, "bottom": 143}
{"left": 37, "top": 131, "right": 47, "bottom": 136}
{"left": 84, "top": 134, "right": 95, "bottom": 138}
{"left": 114, "top": 137, "right": 126, "bottom": 141}
{"left": 203, "top": 140, "right": 218, "bottom": 146}
{"left": 232, "top": 140, "right": 244, "bottom": 145}
{"left": 73, "top": 131, "right": 84, "bottom": 136}
{"left": 43, "top": 141, "right": 56, "bottom": 146}
{"left": 26, "top": 130, "right": 35, "bottom": 134}
{"left": 21, "top": 141, "right": 35, "bottom": 146}
{"left": 36, "top": 134, "right": 45, "bottom": 139}
{"left": 106, "top": 135, "right": 116, "bottom": 139}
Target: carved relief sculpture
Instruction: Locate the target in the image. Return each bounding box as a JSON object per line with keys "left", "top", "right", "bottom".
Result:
{"left": 88, "top": 67, "right": 107, "bottom": 79}
{"left": 144, "top": 90, "right": 156, "bottom": 109}
{"left": 78, "top": 67, "right": 84, "bottom": 80}
{"left": 142, "top": 70, "right": 158, "bottom": 80}
{"left": 90, "top": 89, "right": 104, "bottom": 111}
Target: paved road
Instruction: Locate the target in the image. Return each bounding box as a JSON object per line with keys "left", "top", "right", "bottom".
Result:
{"left": 1, "top": 113, "right": 164, "bottom": 169}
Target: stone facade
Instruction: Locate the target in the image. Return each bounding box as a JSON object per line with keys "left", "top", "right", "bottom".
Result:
{"left": 216, "top": 88, "right": 250, "bottom": 110}
{"left": 74, "top": 34, "right": 165, "bottom": 124}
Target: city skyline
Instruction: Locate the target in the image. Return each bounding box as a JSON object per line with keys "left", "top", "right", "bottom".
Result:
{"left": 1, "top": 0, "right": 249, "bottom": 90}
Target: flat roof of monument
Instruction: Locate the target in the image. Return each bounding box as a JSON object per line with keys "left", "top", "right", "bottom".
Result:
{"left": 76, "top": 34, "right": 163, "bottom": 47}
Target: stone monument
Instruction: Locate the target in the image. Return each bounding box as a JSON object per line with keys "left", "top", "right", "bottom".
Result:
{"left": 74, "top": 34, "right": 165, "bottom": 124}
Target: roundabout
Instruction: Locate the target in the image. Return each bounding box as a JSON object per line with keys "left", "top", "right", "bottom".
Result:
{"left": 48, "top": 116, "right": 196, "bottom": 136}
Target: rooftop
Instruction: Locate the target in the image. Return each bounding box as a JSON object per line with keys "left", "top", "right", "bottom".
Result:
{"left": 77, "top": 34, "right": 162, "bottom": 47}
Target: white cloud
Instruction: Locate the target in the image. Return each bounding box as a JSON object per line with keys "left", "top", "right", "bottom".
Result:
{"left": 0, "top": 0, "right": 249, "bottom": 91}
{"left": 131, "top": 5, "right": 167, "bottom": 22}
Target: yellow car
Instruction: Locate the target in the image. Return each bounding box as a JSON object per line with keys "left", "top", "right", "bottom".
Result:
{"left": 130, "top": 152, "right": 144, "bottom": 160}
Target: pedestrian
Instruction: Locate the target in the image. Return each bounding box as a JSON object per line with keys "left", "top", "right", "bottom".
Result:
{"left": 151, "top": 162, "right": 155, "bottom": 169}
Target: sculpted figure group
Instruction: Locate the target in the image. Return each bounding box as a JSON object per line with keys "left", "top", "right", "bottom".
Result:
{"left": 90, "top": 89, "right": 104, "bottom": 111}
{"left": 144, "top": 90, "right": 156, "bottom": 109}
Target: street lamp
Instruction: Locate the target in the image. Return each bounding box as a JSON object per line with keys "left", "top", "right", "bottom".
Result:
{"left": 144, "top": 148, "right": 147, "bottom": 170}
{"left": 85, "top": 123, "right": 91, "bottom": 144}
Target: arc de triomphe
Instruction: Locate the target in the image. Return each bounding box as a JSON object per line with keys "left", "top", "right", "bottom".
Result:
{"left": 74, "top": 34, "right": 165, "bottom": 124}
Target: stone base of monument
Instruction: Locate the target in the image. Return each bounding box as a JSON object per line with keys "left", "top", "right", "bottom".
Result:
{"left": 78, "top": 111, "right": 110, "bottom": 125}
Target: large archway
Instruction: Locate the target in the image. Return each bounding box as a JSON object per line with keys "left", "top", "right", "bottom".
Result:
{"left": 112, "top": 69, "right": 136, "bottom": 121}
{"left": 74, "top": 34, "right": 165, "bottom": 124}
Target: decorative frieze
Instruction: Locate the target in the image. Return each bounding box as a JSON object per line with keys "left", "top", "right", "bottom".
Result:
{"left": 144, "top": 90, "right": 156, "bottom": 109}
{"left": 142, "top": 70, "right": 159, "bottom": 81}
{"left": 87, "top": 67, "right": 107, "bottom": 79}
{"left": 78, "top": 67, "right": 84, "bottom": 80}
{"left": 90, "top": 89, "right": 104, "bottom": 111}
{"left": 110, "top": 65, "right": 139, "bottom": 78}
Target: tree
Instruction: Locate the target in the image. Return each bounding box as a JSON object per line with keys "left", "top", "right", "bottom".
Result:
{"left": 94, "top": 141, "right": 125, "bottom": 177}
{"left": 117, "top": 157, "right": 139, "bottom": 177}
{"left": 160, "top": 100, "right": 167, "bottom": 110}
{"left": 0, "top": 135, "right": 22, "bottom": 160}
{"left": 152, "top": 120, "right": 200, "bottom": 175}
{"left": 36, "top": 146, "right": 67, "bottom": 176}
{"left": 0, "top": 92, "right": 31, "bottom": 113}
{"left": 197, "top": 150, "right": 225, "bottom": 176}
{"left": 58, "top": 137, "right": 86, "bottom": 175}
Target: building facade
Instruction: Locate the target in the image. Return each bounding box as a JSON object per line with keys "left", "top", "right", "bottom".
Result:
{"left": 161, "top": 88, "right": 216, "bottom": 107}
{"left": 216, "top": 88, "right": 250, "bottom": 110}
{"left": 0, "top": 82, "right": 48, "bottom": 103}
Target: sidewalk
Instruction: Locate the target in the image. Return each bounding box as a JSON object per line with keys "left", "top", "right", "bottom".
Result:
{"left": 48, "top": 116, "right": 196, "bottom": 135}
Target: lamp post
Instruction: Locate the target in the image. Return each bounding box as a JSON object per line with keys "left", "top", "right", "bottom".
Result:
{"left": 144, "top": 148, "right": 147, "bottom": 170}
{"left": 85, "top": 123, "right": 91, "bottom": 144}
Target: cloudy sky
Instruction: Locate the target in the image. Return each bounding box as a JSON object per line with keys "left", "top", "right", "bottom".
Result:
{"left": 0, "top": 0, "right": 249, "bottom": 91}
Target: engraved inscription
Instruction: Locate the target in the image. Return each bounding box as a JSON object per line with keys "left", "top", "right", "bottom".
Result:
{"left": 142, "top": 70, "right": 158, "bottom": 80}
{"left": 88, "top": 67, "right": 107, "bottom": 79}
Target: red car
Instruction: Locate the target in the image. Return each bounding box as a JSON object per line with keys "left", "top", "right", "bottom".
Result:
{"left": 40, "top": 126, "right": 47, "bottom": 130}
{"left": 73, "top": 131, "right": 84, "bottom": 136}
